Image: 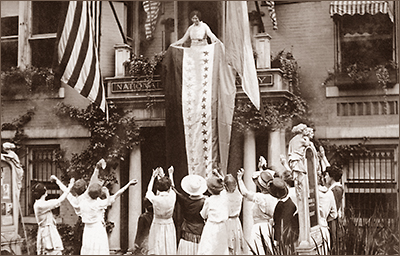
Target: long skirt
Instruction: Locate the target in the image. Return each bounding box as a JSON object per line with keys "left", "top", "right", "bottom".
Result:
{"left": 81, "top": 222, "right": 109, "bottom": 255}
{"left": 320, "top": 226, "right": 331, "bottom": 254}
{"left": 148, "top": 217, "right": 177, "bottom": 255}
{"left": 197, "top": 220, "right": 229, "bottom": 255}
{"left": 226, "top": 217, "right": 247, "bottom": 255}
{"left": 177, "top": 231, "right": 201, "bottom": 255}
{"left": 249, "top": 222, "right": 274, "bottom": 255}
{"left": 37, "top": 224, "right": 63, "bottom": 255}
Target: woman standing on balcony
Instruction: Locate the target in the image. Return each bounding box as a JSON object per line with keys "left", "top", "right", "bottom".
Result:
{"left": 171, "top": 10, "right": 221, "bottom": 47}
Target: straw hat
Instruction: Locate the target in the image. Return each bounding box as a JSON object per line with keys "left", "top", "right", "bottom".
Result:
{"left": 253, "top": 170, "right": 273, "bottom": 190}
{"left": 268, "top": 178, "right": 289, "bottom": 199}
{"left": 3, "top": 142, "right": 15, "bottom": 150}
{"left": 181, "top": 174, "right": 207, "bottom": 196}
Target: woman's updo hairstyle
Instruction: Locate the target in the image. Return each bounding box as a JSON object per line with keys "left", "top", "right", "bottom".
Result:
{"left": 32, "top": 183, "right": 46, "bottom": 200}
{"left": 88, "top": 183, "right": 102, "bottom": 199}
{"left": 189, "top": 10, "right": 201, "bottom": 20}
{"left": 156, "top": 176, "right": 172, "bottom": 192}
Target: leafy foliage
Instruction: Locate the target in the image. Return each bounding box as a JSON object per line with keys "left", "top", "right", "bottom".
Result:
{"left": 233, "top": 95, "right": 309, "bottom": 132}
{"left": 271, "top": 50, "right": 301, "bottom": 95}
{"left": 123, "top": 51, "right": 165, "bottom": 78}
{"left": 54, "top": 101, "right": 142, "bottom": 186}
{"left": 337, "top": 206, "right": 399, "bottom": 255}
{"left": 1, "top": 108, "right": 35, "bottom": 147}
{"left": 1, "top": 66, "right": 57, "bottom": 98}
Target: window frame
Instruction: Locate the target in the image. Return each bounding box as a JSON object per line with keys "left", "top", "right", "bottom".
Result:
{"left": 333, "top": 13, "right": 396, "bottom": 73}
{"left": 23, "top": 145, "right": 62, "bottom": 217}
{"left": 342, "top": 145, "right": 398, "bottom": 221}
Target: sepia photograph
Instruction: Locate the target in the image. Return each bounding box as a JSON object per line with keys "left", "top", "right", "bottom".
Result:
{"left": 1, "top": 1, "right": 399, "bottom": 255}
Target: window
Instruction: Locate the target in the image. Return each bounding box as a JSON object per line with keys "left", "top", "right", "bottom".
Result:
{"left": 1, "top": 1, "right": 19, "bottom": 70}
{"left": 344, "top": 146, "right": 397, "bottom": 222}
{"left": 336, "top": 13, "right": 394, "bottom": 72}
{"left": 29, "top": 1, "right": 61, "bottom": 68}
{"left": 22, "top": 145, "right": 62, "bottom": 216}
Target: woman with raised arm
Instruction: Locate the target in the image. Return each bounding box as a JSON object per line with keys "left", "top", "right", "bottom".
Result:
{"left": 237, "top": 168, "right": 277, "bottom": 254}
{"left": 146, "top": 166, "right": 177, "bottom": 255}
{"left": 79, "top": 177, "right": 138, "bottom": 255}
{"left": 171, "top": 10, "right": 220, "bottom": 47}
{"left": 33, "top": 177, "right": 75, "bottom": 255}
{"left": 173, "top": 174, "right": 207, "bottom": 255}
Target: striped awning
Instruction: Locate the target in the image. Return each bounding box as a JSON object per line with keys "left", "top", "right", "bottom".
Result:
{"left": 330, "top": 1, "right": 394, "bottom": 22}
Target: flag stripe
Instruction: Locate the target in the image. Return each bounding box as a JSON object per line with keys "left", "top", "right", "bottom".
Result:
{"left": 56, "top": 1, "right": 106, "bottom": 112}
{"left": 68, "top": 10, "right": 90, "bottom": 87}
{"left": 58, "top": 1, "right": 82, "bottom": 83}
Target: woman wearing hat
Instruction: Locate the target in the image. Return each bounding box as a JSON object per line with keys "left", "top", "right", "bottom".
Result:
{"left": 33, "top": 177, "right": 75, "bottom": 255}
{"left": 270, "top": 178, "right": 299, "bottom": 247}
{"left": 146, "top": 166, "right": 177, "bottom": 255}
{"left": 237, "top": 168, "right": 277, "bottom": 254}
{"left": 197, "top": 169, "right": 229, "bottom": 255}
{"left": 173, "top": 174, "right": 207, "bottom": 255}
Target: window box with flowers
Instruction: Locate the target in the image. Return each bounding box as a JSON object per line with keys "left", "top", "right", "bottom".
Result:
{"left": 1, "top": 67, "right": 59, "bottom": 99}
{"left": 123, "top": 51, "right": 165, "bottom": 83}
{"left": 327, "top": 62, "right": 397, "bottom": 91}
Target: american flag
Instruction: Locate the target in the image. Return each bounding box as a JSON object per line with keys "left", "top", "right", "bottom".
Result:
{"left": 55, "top": 1, "right": 107, "bottom": 112}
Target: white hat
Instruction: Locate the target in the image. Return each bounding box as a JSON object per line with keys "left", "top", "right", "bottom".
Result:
{"left": 181, "top": 174, "right": 207, "bottom": 196}
{"left": 3, "top": 142, "right": 15, "bottom": 150}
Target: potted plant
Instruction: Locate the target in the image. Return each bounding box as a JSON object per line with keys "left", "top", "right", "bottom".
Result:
{"left": 123, "top": 51, "right": 165, "bottom": 79}
{"left": 333, "top": 61, "right": 397, "bottom": 90}
{"left": 1, "top": 66, "right": 57, "bottom": 99}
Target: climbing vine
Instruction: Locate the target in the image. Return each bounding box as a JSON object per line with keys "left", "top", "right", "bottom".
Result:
{"left": 54, "top": 101, "right": 142, "bottom": 186}
{"left": 1, "top": 108, "right": 35, "bottom": 146}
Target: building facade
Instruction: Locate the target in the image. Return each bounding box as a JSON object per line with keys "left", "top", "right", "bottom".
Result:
{"left": 1, "top": 1, "right": 399, "bottom": 252}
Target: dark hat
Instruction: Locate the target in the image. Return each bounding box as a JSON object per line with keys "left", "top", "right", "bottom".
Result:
{"left": 253, "top": 170, "right": 273, "bottom": 190}
{"left": 206, "top": 175, "right": 224, "bottom": 194}
{"left": 268, "top": 178, "right": 289, "bottom": 199}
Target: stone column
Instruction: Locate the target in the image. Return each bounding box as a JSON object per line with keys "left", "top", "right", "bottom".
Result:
{"left": 268, "top": 127, "right": 284, "bottom": 174}
{"left": 108, "top": 168, "right": 121, "bottom": 251}
{"left": 254, "top": 33, "right": 272, "bottom": 69}
{"left": 129, "top": 144, "right": 142, "bottom": 250}
{"left": 243, "top": 129, "right": 256, "bottom": 241}
{"left": 114, "top": 43, "right": 131, "bottom": 77}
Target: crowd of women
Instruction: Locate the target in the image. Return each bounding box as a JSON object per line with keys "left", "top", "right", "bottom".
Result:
{"left": 32, "top": 124, "right": 344, "bottom": 255}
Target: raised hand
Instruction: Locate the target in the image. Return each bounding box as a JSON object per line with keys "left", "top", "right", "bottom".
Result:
{"left": 168, "top": 166, "right": 174, "bottom": 176}
{"left": 237, "top": 168, "right": 244, "bottom": 180}
{"left": 258, "top": 156, "right": 267, "bottom": 169}
{"left": 50, "top": 175, "right": 58, "bottom": 182}
{"left": 129, "top": 179, "right": 138, "bottom": 186}
{"left": 96, "top": 159, "right": 107, "bottom": 170}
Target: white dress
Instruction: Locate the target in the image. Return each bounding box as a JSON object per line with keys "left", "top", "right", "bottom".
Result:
{"left": 318, "top": 185, "right": 337, "bottom": 252}
{"left": 226, "top": 189, "right": 247, "bottom": 255}
{"left": 146, "top": 189, "right": 177, "bottom": 255}
{"left": 197, "top": 191, "right": 229, "bottom": 255}
{"left": 249, "top": 193, "right": 278, "bottom": 254}
{"left": 79, "top": 195, "right": 113, "bottom": 255}
{"left": 34, "top": 199, "right": 64, "bottom": 255}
